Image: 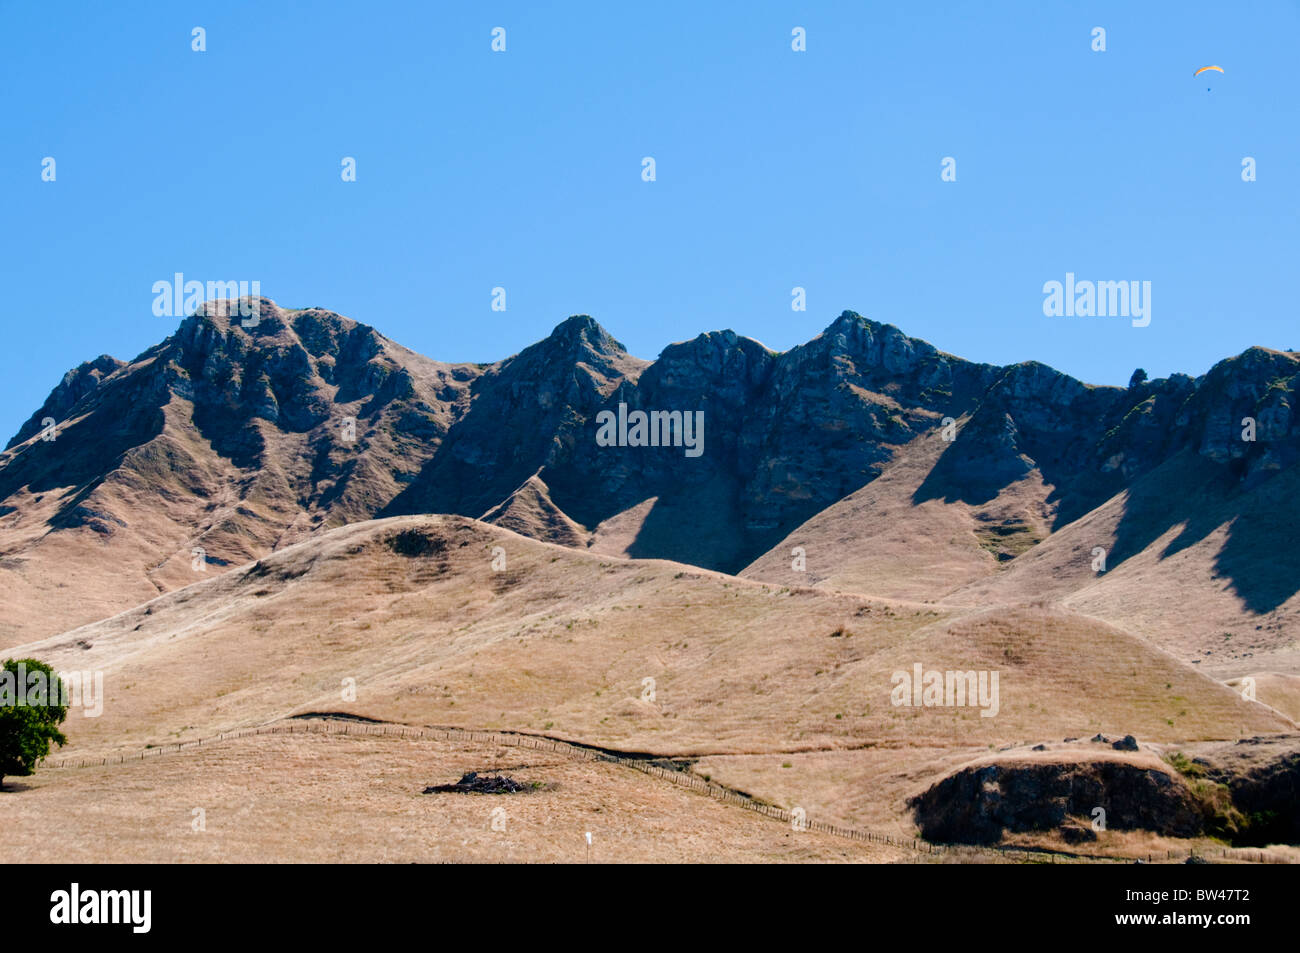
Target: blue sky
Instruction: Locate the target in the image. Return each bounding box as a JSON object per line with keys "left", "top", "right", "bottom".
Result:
{"left": 2, "top": 1, "right": 1297, "bottom": 443}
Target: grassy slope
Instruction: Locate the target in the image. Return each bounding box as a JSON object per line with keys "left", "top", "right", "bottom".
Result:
{"left": 9, "top": 515, "right": 1287, "bottom": 840}
{"left": 2, "top": 731, "right": 899, "bottom": 863}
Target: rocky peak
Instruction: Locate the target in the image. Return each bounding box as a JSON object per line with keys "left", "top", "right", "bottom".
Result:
{"left": 643, "top": 330, "right": 776, "bottom": 399}
{"left": 6, "top": 305, "right": 1299, "bottom": 598}
{"left": 1185, "top": 347, "right": 1299, "bottom": 474}
{"left": 541, "top": 314, "right": 627, "bottom": 359}
{"left": 6, "top": 354, "right": 126, "bottom": 449}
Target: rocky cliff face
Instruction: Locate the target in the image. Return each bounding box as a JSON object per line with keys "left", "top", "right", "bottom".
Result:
{"left": 0, "top": 299, "right": 484, "bottom": 643}
{"left": 912, "top": 736, "right": 1300, "bottom": 847}
{"left": 394, "top": 308, "right": 1296, "bottom": 577}
{"left": 375, "top": 311, "right": 1011, "bottom": 568}
{"left": 908, "top": 755, "right": 1206, "bottom": 844}
{"left": 1, "top": 300, "right": 1297, "bottom": 643}
{"left": 0, "top": 298, "right": 483, "bottom": 531}
{"left": 6, "top": 355, "right": 126, "bottom": 450}
{"left": 1182, "top": 735, "right": 1300, "bottom": 845}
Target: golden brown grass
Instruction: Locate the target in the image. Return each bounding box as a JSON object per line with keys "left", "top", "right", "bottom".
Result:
{"left": 4, "top": 513, "right": 1289, "bottom": 866}
{"left": 16, "top": 516, "right": 1285, "bottom": 766}
{"left": 0, "top": 730, "right": 902, "bottom": 863}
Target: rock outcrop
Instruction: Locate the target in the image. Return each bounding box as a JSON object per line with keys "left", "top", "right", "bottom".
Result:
{"left": 2, "top": 301, "right": 1298, "bottom": 645}
{"left": 909, "top": 756, "right": 1205, "bottom": 845}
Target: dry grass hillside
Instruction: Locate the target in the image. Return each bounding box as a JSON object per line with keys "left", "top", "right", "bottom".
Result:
{"left": 740, "top": 426, "right": 1052, "bottom": 601}
{"left": 3, "top": 308, "right": 1297, "bottom": 860}
{"left": 17, "top": 515, "right": 1286, "bottom": 762}
{"left": 947, "top": 452, "right": 1300, "bottom": 676}
{"left": 744, "top": 439, "right": 1300, "bottom": 681}
{"left": 5, "top": 514, "right": 1291, "bottom": 858}
{"left": 3, "top": 730, "right": 900, "bottom": 863}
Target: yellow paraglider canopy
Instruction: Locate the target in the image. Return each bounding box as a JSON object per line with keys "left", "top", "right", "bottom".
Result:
{"left": 1194, "top": 65, "right": 1224, "bottom": 76}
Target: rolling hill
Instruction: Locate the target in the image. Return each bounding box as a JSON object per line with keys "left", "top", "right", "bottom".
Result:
{"left": 18, "top": 515, "right": 1287, "bottom": 760}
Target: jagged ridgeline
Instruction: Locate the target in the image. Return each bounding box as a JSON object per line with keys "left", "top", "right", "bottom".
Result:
{"left": 0, "top": 298, "right": 1297, "bottom": 671}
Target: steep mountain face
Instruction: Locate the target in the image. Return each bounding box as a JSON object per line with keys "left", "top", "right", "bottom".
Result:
{"left": 741, "top": 342, "right": 1300, "bottom": 670}
{"left": 730, "top": 315, "right": 998, "bottom": 547}
{"left": 385, "top": 312, "right": 1006, "bottom": 570}
{"left": 6, "top": 354, "right": 126, "bottom": 449}
{"left": 382, "top": 316, "right": 647, "bottom": 524}
{"left": 914, "top": 347, "right": 1298, "bottom": 527}
{"left": 0, "top": 299, "right": 482, "bottom": 644}
{"left": 2, "top": 300, "right": 1297, "bottom": 663}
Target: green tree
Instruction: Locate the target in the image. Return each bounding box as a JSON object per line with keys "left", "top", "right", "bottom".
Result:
{"left": 0, "top": 658, "right": 69, "bottom": 790}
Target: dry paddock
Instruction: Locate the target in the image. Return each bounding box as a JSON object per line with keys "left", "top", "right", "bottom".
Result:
{"left": 0, "top": 728, "right": 909, "bottom": 864}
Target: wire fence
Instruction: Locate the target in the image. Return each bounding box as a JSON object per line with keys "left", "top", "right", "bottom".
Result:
{"left": 49, "top": 716, "right": 1288, "bottom": 863}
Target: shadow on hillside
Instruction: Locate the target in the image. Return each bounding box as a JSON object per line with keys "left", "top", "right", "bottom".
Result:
{"left": 914, "top": 425, "right": 1298, "bottom": 614}
{"left": 0, "top": 383, "right": 167, "bottom": 507}
{"left": 619, "top": 481, "right": 748, "bottom": 574}
{"left": 1102, "top": 455, "right": 1297, "bottom": 614}
{"left": 546, "top": 465, "right": 825, "bottom": 576}
{"left": 911, "top": 420, "right": 1125, "bottom": 528}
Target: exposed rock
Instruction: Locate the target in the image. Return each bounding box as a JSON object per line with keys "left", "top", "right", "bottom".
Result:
{"left": 909, "top": 757, "right": 1204, "bottom": 845}
{"left": 5, "top": 355, "right": 125, "bottom": 450}
{"left": 422, "top": 771, "right": 531, "bottom": 795}
{"left": 1059, "top": 816, "right": 1098, "bottom": 844}
{"left": 2, "top": 301, "right": 1299, "bottom": 644}
{"left": 1175, "top": 735, "right": 1300, "bottom": 845}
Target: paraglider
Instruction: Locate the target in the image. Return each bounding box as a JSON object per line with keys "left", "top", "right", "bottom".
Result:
{"left": 1195, "top": 65, "right": 1224, "bottom": 91}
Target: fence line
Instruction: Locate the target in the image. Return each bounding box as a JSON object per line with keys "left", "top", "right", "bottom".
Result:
{"left": 49, "top": 716, "right": 1284, "bottom": 863}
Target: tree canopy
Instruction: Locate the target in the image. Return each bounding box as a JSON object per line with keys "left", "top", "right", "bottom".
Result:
{"left": 0, "top": 658, "right": 69, "bottom": 789}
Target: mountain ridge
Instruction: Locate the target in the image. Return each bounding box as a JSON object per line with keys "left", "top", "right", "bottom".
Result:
{"left": 1, "top": 298, "right": 1296, "bottom": 664}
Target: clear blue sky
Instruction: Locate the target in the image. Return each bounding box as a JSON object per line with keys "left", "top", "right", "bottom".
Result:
{"left": 2, "top": 1, "right": 1297, "bottom": 443}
